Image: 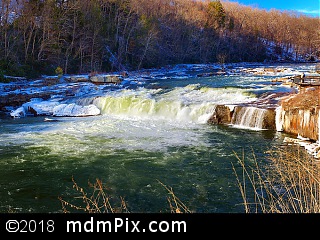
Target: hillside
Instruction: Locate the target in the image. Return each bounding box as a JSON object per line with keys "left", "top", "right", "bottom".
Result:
{"left": 0, "top": 0, "right": 318, "bottom": 79}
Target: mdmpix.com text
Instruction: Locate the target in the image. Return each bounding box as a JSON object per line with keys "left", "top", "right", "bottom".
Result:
{"left": 67, "top": 217, "right": 187, "bottom": 233}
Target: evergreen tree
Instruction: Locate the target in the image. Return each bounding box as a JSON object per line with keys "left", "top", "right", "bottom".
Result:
{"left": 206, "top": 0, "right": 226, "bottom": 30}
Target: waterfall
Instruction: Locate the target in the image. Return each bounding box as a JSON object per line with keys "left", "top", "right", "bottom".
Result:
{"left": 76, "top": 96, "right": 98, "bottom": 106}
{"left": 231, "top": 106, "right": 272, "bottom": 130}
{"left": 89, "top": 95, "right": 217, "bottom": 124}
{"left": 275, "top": 106, "right": 285, "bottom": 132}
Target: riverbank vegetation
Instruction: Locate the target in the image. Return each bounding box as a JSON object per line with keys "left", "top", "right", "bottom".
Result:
{"left": 233, "top": 145, "right": 320, "bottom": 213}
{"left": 59, "top": 178, "right": 191, "bottom": 213}
{"left": 0, "top": 0, "right": 319, "bottom": 79}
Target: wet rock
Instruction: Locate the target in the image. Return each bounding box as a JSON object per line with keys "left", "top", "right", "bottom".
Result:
{"left": 281, "top": 107, "right": 319, "bottom": 141}
{"left": 207, "top": 105, "right": 232, "bottom": 125}
{"left": 0, "top": 93, "right": 51, "bottom": 111}
{"left": 90, "top": 74, "right": 123, "bottom": 84}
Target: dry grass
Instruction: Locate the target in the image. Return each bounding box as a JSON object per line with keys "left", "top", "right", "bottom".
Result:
{"left": 233, "top": 145, "right": 320, "bottom": 213}
{"left": 280, "top": 88, "right": 320, "bottom": 110}
{"left": 157, "top": 180, "right": 192, "bottom": 213}
{"left": 59, "top": 144, "right": 320, "bottom": 214}
{"left": 58, "top": 177, "right": 192, "bottom": 213}
{"left": 58, "top": 177, "right": 129, "bottom": 213}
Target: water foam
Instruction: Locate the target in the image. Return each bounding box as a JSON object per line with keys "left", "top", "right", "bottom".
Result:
{"left": 90, "top": 85, "right": 257, "bottom": 124}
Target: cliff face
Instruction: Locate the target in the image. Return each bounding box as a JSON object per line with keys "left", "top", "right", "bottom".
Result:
{"left": 280, "top": 107, "right": 319, "bottom": 141}
{"left": 278, "top": 87, "right": 320, "bottom": 141}
{"left": 207, "top": 86, "right": 320, "bottom": 142}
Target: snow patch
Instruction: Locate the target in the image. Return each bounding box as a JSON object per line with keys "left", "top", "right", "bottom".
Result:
{"left": 53, "top": 103, "right": 100, "bottom": 117}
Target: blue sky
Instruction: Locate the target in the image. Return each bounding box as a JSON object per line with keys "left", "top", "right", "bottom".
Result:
{"left": 231, "top": 0, "right": 320, "bottom": 17}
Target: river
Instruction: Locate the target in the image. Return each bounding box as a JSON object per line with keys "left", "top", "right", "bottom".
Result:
{"left": 0, "top": 62, "right": 317, "bottom": 213}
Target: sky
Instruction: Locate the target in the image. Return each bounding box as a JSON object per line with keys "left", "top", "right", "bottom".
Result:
{"left": 230, "top": 0, "right": 320, "bottom": 18}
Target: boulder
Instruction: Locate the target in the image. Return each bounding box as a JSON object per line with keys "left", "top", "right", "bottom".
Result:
{"left": 90, "top": 74, "right": 123, "bottom": 84}
{"left": 207, "top": 105, "right": 232, "bottom": 125}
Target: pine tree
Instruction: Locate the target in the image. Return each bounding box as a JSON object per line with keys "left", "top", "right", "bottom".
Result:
{"left": 206, "top": 0, "right": 226, "bottom": 30}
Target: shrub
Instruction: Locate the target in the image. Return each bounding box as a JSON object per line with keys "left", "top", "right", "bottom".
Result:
{"left": 55, "top": 66, "right": 63, "bottom": 78}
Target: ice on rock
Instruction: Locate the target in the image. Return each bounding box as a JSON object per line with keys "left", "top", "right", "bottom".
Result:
{"left": 53, "top": 103, "right": 100, "bottom": 117}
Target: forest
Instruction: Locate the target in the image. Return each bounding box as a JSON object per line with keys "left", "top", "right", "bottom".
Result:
{"left": 0, "top": 0, "right": 319, "bottom": 78}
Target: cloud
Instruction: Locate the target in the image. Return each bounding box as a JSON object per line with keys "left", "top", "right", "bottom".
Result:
{"left": 295, "top": 9, "right": 320, "bottom": 17}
